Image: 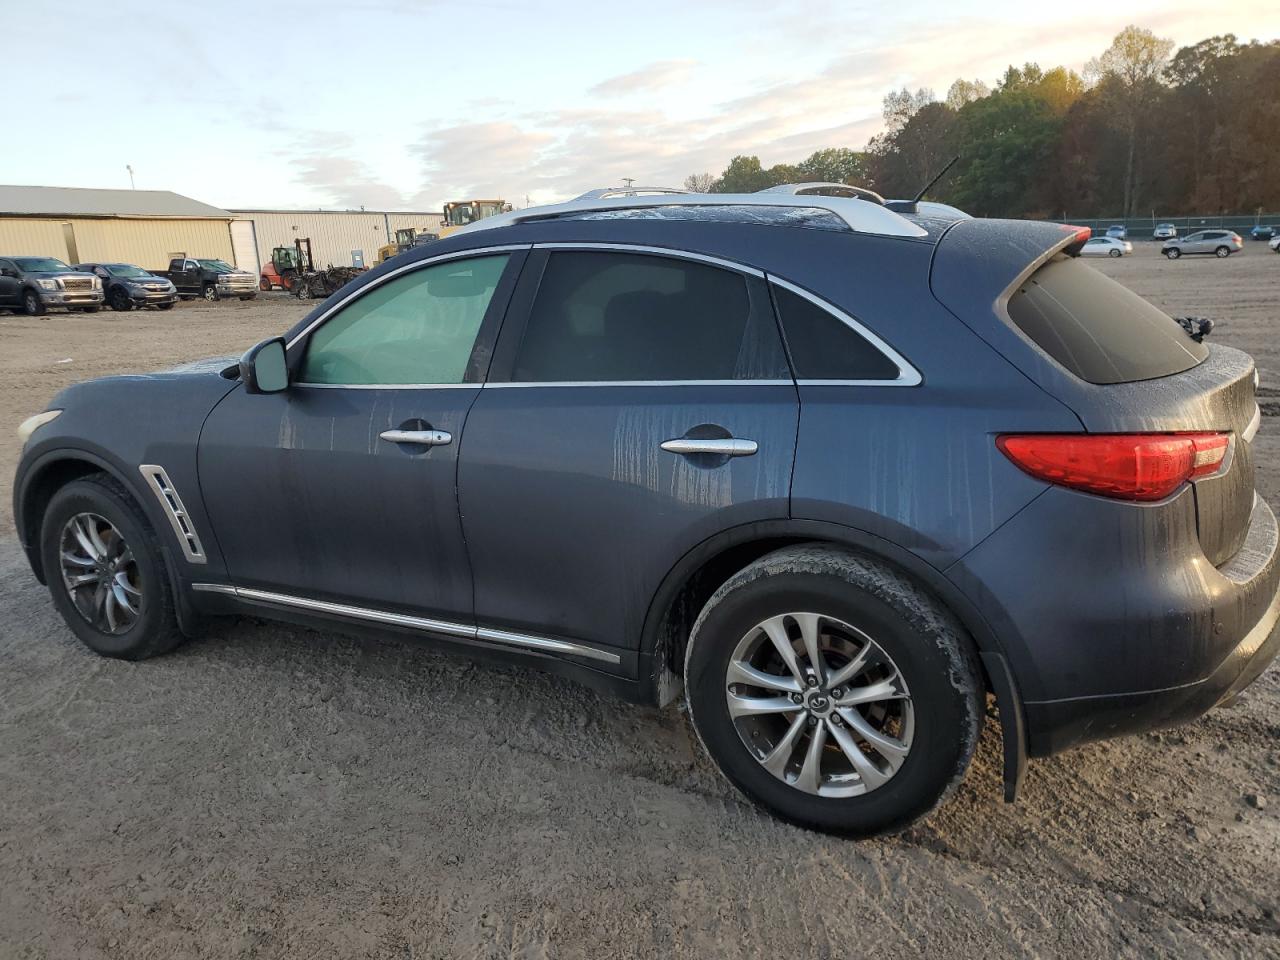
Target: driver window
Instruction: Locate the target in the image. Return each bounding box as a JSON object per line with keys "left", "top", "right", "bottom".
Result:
{"left": 300, "top": 254, "right": 510, "bottom": 386}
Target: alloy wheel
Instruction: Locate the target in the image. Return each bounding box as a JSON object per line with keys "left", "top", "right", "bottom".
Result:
{"left": 724, "top": 612, "right": 913, "bottom": 798}
{"left": 59, "top": 512, "right": 142, "bottom": 635}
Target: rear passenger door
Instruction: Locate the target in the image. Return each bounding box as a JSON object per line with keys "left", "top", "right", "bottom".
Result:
{"left": 458, "top": 247, "right": 799, "bottom": 664}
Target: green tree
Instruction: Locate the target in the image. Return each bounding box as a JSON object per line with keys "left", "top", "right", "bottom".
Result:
{"left": 795, "top": 148, "right": 867, "bottom": 184}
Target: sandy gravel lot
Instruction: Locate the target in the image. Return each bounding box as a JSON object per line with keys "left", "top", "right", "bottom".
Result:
{"left": 1, "top": 246, "right": 1278, "bottom": 959}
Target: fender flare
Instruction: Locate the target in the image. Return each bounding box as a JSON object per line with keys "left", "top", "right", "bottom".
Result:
{"left": 14, "top": 447, "right": 204, "bottom": 637}
{"left": 637, "top": 516, "right": 1027, "bottom": 801}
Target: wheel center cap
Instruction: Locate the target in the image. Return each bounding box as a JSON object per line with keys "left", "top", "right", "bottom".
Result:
{"left": 806, "top": 692, "right": 831, "bottom": 715}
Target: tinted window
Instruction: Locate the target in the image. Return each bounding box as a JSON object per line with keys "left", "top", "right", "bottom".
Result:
{"left": 1006, "top": 255, "right": 1206, "bottom": 384}
{"left": 301, "top": 254, "right": 508, "bottom": 385}
{"left": 513, "top": 251, "right": 785, "bottom": 382}
{"left": 772, "top": 285, "right": 900, "bottom": 380}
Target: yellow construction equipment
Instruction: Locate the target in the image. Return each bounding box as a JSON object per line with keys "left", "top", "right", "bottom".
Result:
{"left": 439, "top": 200, "right": 513, "bottom": 238}
{"left": 374, "top": 227, "right": 440, "bottom": 266}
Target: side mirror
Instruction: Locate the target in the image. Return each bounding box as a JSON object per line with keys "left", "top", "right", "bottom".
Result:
{"left": 240, "top": 337, "right": 289, "bottom": 394}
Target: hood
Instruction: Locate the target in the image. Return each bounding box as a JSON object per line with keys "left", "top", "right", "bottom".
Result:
{"left": 28, "top": 269, "right": 95, "bottom": 279}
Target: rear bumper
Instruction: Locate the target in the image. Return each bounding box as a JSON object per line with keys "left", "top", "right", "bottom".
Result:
{"left": 947, "top": 488, "right": 1280, "bottom": 756}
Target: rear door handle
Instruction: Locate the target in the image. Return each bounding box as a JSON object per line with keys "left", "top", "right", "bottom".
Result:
{"left": 660, "top": 438, "right": 758, "bottom": 457}
{"left": 380, "top": 429, "right": 452, "bottom": 447}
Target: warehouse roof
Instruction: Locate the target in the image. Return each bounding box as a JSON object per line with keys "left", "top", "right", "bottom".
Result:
{"left": 0, "top": 185, "right": 232, "bottom": 219}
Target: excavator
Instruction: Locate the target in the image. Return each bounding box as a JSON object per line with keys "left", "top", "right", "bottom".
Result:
{"left": 439, "top": 200, "right": 513, "bottom": 238}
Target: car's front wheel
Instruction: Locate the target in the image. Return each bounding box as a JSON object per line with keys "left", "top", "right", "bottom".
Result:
{"left": 22, "top": 289, "right": 45, "bottom": 315}
{"left": 684, "top": 545, "right": 983, "bottom": 837}
{"left": 40, "top": 475, "right": 185, "bottom": 660}
{"left": 1165, "top": 248, "right": 1181, "bottom": 259}
{"left": 202, "top": 284, "right": 218, "bottom": 302}
{"left": 109, "top": 288, "right": 133, "bottom": 311}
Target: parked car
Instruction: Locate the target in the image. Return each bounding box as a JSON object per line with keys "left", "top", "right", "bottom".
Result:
{"left": 1162, "top": 230, "right": 1244, "bottom": 259}
{"left": 0, "top": 256, "right": 103, "bottom": 315}
{"left": 1153, "top": 223, "right": 1177, "bottom": 240}
{"left": 1079, "top": 236, "right": 1132, "bottom": 258}
{"left": 1270, "top": 234, "right": 1280, "bottom": 253}
{"left": 14, "top": 193, "right": 1277, "bottom": 838}
{"left": 1250, "top": 225, "right": 1275, "bottom": 241}
{"left": 1105, "top": 224, "right": 1127, "bottom": 239}
{"left": 160, "top": 257, "right": 257, "bottom": 301}
{"left": 75, "top": 262, "right": 176, "bottom": 312}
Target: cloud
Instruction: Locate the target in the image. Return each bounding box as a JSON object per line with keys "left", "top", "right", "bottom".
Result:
{"left": 589, "top": 60, "right": 699, "bottom": 97}
{"left": 282, "top": 131, "right": 410, "bottom": 210}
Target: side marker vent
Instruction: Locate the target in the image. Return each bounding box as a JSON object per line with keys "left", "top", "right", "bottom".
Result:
{"left": 139, "top": 464, "right": 207, "bottom": 564}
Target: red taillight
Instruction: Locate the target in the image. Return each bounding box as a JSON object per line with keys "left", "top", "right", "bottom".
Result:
{"left": 996, "top": 433, "right": 1230, "bottom": 501}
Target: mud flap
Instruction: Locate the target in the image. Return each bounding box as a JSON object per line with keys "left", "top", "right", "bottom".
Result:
{"left": 980, "top": 650, "right": 1027, "bottom": 802}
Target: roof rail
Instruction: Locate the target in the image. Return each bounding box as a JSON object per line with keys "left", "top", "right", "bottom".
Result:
{"left": 574, "top": 186, "right": 689, "bottom": 200}
{"left": 757, "top": 182, "right": 887, "bottom": 205}
{"left": 452, "top": 192, "right": 928, "bottom": 239}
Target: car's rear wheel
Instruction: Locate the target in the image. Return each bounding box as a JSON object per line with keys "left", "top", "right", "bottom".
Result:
{"left": 1165, "top": 248, "right": 1181, "bottom": 259}
{"left": 23, "top": 289, "right": 45, "bottom": 315}
{"left": 1109, "top": 248, "right": 1122, "bottom": 258}
{"left": 684, "top": 545, "right": 983, "bottom": 837}
{"left": 1215, "top": 246, "right": 1231, "bottom": 258}
{"left": 39, "top": 475, "right": 185, "bottom": 661}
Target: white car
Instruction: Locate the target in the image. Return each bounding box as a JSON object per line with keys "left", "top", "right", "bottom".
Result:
{"left": 1270, "top": 234, "right": 1280, "bottom": 253}
{"left": 1080, "top": 236, "right": 1132, "bottom": 258}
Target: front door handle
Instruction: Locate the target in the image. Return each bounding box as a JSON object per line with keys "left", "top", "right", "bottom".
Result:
{"left": 380, "top": 429, "right": 452, "bottom": 447}
{"left": 660, "top": 437, "right": 758, "bottom": 457}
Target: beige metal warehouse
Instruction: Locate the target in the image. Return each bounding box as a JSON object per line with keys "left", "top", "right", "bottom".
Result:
{"left": 229, "top": 209, "right": 445, "bottom": 274}
{"left": 0, "top": 185, "right": 235, "bottom": 270}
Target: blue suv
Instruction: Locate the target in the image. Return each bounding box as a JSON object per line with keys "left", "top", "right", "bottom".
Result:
{"left": 13, "top": 189, "right": 1278, "bottom": 836}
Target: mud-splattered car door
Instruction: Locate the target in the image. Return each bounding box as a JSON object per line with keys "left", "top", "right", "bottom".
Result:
{"left": 457, "top": 247, "right": 799, "bottom": 666}
{"left": 198, "top": 251, "right": 525, "bottom": 626}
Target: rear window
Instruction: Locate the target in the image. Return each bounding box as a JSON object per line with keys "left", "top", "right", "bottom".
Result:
{"left": 1005, "top": 255, "right": 1207, "bottom": 384}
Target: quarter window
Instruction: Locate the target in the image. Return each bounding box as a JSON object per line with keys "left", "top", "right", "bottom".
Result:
{"left": 771, "top": 284, "right": 901, "bottom": 380}
{"left": 512, "top": 251, "right": 785, "bottom": 382}
{"left": 301, "top": 254, "right": 509, "bottom": 385}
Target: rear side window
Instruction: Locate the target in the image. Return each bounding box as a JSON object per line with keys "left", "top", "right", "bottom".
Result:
{"left": 1006, "top": 255, "right": 1206, "bottom": 384}
{"left": 772, "top": 284, "right": 901, "bottom": 380}
{"left": 512, "top": 251, "right": 786, "bottom": 382}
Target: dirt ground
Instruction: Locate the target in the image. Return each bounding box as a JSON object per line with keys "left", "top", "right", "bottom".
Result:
{"left": 1, "top": 246, "right": 1278, "bottom": 959}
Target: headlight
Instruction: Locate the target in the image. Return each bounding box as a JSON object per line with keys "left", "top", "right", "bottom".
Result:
{"left": 92, "top": 277, "right": 102, "bottom": 289}
{"left": 126, "top": 282, "right": 146, "bottom": 292}
{"left": 37, "top": 278, "right": 59, "bottom": 291}
{"left": 18, "top": 409, "right": 62, "bottom": 445}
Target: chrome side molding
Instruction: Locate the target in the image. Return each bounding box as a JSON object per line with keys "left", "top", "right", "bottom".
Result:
{"left": 190, "top": 583, "right": 622, "bottom": 665}
{"left": 139, "top": 464, "right": 206, "bottom": 564}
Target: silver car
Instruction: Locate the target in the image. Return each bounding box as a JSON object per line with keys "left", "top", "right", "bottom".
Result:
{"left": 1162, "top": 230, "right": 1244, "bottom": 259}
{"left": 1153, "top": 223, "right": 1177, "bottom": 240}
{"left": 1080, "top": 236, "right": 1132, "bottom": 258}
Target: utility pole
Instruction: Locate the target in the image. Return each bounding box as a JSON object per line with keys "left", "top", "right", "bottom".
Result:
{"left": 126, "top": 165, "right": 135, "bottom": 189}
{"left": 622, "top": 178, "right": 636, "bottom": 190}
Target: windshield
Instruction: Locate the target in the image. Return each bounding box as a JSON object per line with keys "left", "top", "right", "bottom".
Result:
{"left": 107, "top": 264, "right": 150, "bottom": 278}
{"left": 14, "top": 257, "right": 70, "bottom": 272}
{"left": 198, "top": 259, "right": 234, "bottom": 273}
{"left": 446, "top": 204, "right": 476, "bottom": 226}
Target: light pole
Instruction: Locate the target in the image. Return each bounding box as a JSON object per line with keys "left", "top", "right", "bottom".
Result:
{"left": 126, "top": 165, "right": 135, "bottom": 189}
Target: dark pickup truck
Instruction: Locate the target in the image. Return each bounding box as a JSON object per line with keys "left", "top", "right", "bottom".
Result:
{"left": 0, "top": 255, "right": 104, "bottom": 315}
{"left": 160, "top": 257, "right": 258, "bottom": 302}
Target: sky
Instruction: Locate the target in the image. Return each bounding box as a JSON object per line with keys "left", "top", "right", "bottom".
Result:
{"left": 5, "top": 0, "right": 1278, "bottom": 212}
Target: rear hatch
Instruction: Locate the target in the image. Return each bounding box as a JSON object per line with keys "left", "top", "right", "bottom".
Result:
{"left": 931, "top": 218, "right": 1260, "bottom": 566}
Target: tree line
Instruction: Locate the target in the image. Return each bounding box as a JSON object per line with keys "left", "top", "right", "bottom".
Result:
{"left": 686, "top": 27, "right": 1280, "bottom": 219}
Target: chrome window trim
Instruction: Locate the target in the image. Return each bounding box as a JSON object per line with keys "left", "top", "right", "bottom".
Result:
{"left": 1243, "top": 404, "right": 1261, "bottom": 444}
{"left": 292, "top": 382, "right": 481, "bottom": 391}
{"left": 484, "top": 379, "right": 793, "bottom": 389}
{"left": 283, "top": 243, "right": 532, "bottom": 350}
{"left": 768, "top": 275, "right": 922, "bottom": 387}
{"left": 532, "top": 242, "right": 765, "bottom": 278}
{"left": 190, "top": 583, "right": 622, "bottom": 665}
{"left": 139, "top": 464, "right": 206, "bottom": 564}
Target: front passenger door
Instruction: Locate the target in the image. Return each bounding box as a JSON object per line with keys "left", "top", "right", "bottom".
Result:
{"left": 0, "top": 260, "right": 19, "bottom": 306}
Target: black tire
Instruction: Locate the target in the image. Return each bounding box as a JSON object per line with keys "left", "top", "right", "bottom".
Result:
{"left": 684, "top": 545, "right": 983, "bottom": 837}
{"left": 83, "top": 305, "right": 101, "bottom": 313}
{"left": 109, "top": 288, "right": 133, "bottom": 311}
{"left": 40, "top": 474, "right": 185, "bottom": 661}
{"left": 1165, "top": 248, "right": 1181, "bottom": 259}
{"left": 1108, "top": 248, "right": 1122, "bottom": 258}
{"left": 239, "top": 294, "right": 256, "bottom": 301}
{"left": 1215, "top": 246, "right": 1231, "bottom": 258}
{"left": 294, "top": 281, "right": 313, "bottom": 301}
{"left": 259, "top": 277, "right": 271, "bottom": 292}
{"left": 156, "top": 302, "right": 175, "bottom": 311}
{"left": 201, "top": 284, "right": 218, "bottom": 302}
{"left": 23, "top": 289, "right": 45, "bottom": 315}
